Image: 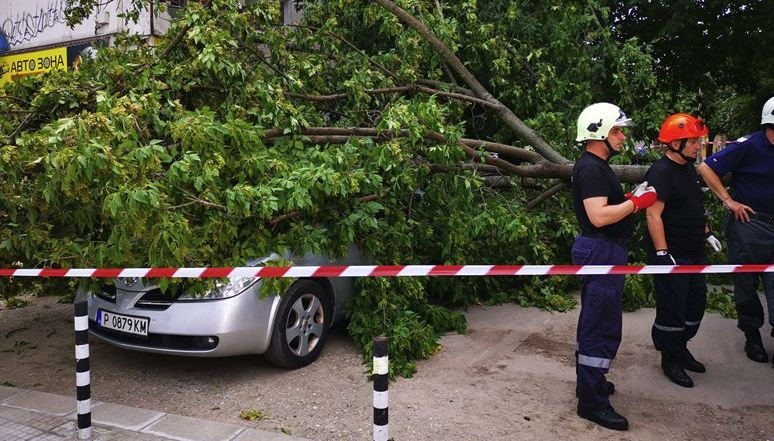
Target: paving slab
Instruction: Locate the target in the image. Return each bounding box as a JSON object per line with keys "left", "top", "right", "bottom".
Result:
{"left": 0, "top": 385, "right": 25, "bottom": 404}
{"left": 88, "top": 401, "right": 165, "bottom": 431}
{"left": 3, "top": 390, "right": 76, "bottom": 416}
{"left": 143, "top": 414, "right": 245, "bottom": 441}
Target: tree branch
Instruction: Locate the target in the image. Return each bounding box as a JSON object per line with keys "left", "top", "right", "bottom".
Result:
{"left": 460, "top": 138, "right": 545, "bottom": 164}
{"left": 526, "top": 181, "right": 566, "bottom": 209}
{"left": 285, "top": 84, "right": 499, "bottom": 109}
{"left": 374, "top": 0, "right": 570, "bottom": 165}
{"left": 0, "top": 95, "right": 37, "bottom": 109}
{"left": 286, "top": 24, "right": 399, "bottom": 81}
{"left": 263, "top": 127, "right": 539, "bottom": 162}
{"left": 185, "top": 195, "right": 225, "bottom": 210}
{"left": 6, "top": 112, "right": 37, "bottom": 144}
{"left": 157, "top": 23, "right": 193, "bottom": 61}
{"left": 175, "top": 187, "right": 226, "bottom": 210}
{"left": 416, "top": 79, "right": 474, "bottom": 96}
{"left": 262, "top": 126, "right": 648, "bottom": 182}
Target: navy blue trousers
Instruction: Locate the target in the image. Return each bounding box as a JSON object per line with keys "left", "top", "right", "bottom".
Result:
{"left": 725, "top": 214, "right": 774, "bottom": 331}
{"left": 572, "top": 235, "right": 626, "bottom": 409}
{"left": 648, "top": 253, "right": 707, "bottom": 353}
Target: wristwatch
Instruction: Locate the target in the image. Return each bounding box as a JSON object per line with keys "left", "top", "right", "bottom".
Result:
{"left": 656, "top": 250, "right": 669, "bottom": 256}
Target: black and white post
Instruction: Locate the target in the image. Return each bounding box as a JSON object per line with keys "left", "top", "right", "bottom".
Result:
{"left": 74, "top": 288, "right": 91, "bottom": 440}
{"left": 373, "top": 336, "right": 389, "bottom": 441}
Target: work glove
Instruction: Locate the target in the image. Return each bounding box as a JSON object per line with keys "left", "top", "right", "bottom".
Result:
{"left": 625, "top": 181, "right": 657, "bottom": 212}
{"left": 627, "top": 181, "right": 648, "bottom": 197}
{"left": 654, "top": 250, "right": 677, "bottom": 265}
{"left": 705, "top": 232, "right": 722, "bottom": 252}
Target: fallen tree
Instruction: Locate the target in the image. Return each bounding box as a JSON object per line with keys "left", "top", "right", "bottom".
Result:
{"left": 0, "top": 0, "right": 708, "bottom": 374}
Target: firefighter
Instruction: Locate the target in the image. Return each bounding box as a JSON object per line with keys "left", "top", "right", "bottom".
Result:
{"left": 645, "top": 113, "right": 720, "bottom": 388}
{"left": 698, "top": 96, "right": 774, "bottom": 365}
{"left": 571, "top": 102, "right": 656, "bottom": 430}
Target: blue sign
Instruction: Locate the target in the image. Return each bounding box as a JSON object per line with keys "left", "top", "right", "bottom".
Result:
{"left": 0, "top": 31, "right": 8, "bottom": 54}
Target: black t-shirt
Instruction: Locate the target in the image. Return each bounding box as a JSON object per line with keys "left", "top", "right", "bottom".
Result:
{"left": 644, "top": 156, "right": 705, "bottom": 257}
{"left": 572, "top": 151, "right": 635, "bottom": 239}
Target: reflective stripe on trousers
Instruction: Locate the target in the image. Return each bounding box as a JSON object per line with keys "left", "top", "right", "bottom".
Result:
{"left": 577, "top": 353, "right": 612, "bottom": 369}
{"left": 654, "top": 319, "right": 701, "bottom": 331}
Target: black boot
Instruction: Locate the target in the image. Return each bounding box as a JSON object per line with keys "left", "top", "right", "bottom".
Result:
{"left": 577, "top": 404, "right": 629, "bottom": 431}
{"left": 676, "top": 348, "right": 706, "bottom": 373}
{"left": 661, "top": 352, "right": 693, "bottom": 388}
{"left": 575, "top": 381, "right": 615, "bottom": 398}
{"left": 744, "top": 330, "right": 769, "bottom": 363}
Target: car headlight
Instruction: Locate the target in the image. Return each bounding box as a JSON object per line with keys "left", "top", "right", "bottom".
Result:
{"left": 176, "top": 277, "right": 259, "bottom": 301}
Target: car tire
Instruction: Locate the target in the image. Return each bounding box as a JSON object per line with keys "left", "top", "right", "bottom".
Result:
{"left": 264, "top": 280, "right": 331, "bottom": 369}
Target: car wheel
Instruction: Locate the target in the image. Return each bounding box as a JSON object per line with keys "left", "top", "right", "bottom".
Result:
{"left": 265, "top": 280, "right": 331, "bottom": 369}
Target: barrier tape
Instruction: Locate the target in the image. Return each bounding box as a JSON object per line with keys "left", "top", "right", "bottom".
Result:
{"left": 1, "top": 264, "right": 774, "bottom": 278}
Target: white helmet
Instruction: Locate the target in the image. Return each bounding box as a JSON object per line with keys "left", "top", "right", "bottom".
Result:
{"left": 576, "top": 102, "right": 635, "bottom": 142}
{"left": 761, "top": 96, "right": 774, "bottom": 126}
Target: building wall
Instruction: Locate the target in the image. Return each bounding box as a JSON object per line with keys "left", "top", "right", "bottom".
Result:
{"left": 0, "top": 0, "right": 174, "bottom": 85}
{"left": 0, "top": 0, "right": 300, "bottom": 85}
{"left": 0, "top": 0, "right": 171, "bottom": 54}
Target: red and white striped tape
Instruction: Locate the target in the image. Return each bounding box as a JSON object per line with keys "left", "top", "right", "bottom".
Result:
{"left": 1, "top": 264, "right": 774, "bottom": 278}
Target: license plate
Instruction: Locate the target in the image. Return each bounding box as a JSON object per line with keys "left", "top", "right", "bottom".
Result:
{"left": 97, "top": 309, "right": 149, "bottom": 336}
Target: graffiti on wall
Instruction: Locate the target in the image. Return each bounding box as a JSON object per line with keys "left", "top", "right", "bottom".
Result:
{"left": 0, "top": 0, "right": 116, "bottom": 47}
{"left": 1, "top": 0, "right": 68, "bottom": 46}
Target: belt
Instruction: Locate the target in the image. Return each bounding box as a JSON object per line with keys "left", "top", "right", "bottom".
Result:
{"left": 751, "top": 212, "right": 774, "bottom": 225}
{"left": 581, "top": 232, "right": 630, "bottom": 248}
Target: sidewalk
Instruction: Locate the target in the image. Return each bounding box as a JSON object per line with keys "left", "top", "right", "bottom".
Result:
{"left": 0, "top": 385, "right": 311, "bottom": 441}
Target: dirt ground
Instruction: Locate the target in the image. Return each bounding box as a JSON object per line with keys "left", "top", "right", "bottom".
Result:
{"left": 1, "top": 294, "right": 774, "bottom": 441}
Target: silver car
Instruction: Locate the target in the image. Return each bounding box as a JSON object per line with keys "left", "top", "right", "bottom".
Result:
{"left": 87, "top": 247, "right": 365, "bottom": 368}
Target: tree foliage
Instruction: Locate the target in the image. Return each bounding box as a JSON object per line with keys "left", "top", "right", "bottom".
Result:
{"left": 0, "top": 0, "right": 760, "bottom": 374}
{"left": 609, "top": 0, "right": 774, "bottom": 134}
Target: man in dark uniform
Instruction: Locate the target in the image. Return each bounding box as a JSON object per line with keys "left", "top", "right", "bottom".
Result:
{"left": 698, "top": 96, "right": 774, "bottom": 365}
{"left": 571, "top": 102, "right": 656, "bottom": 431}
{"left": 645, "top": 113, "right": 721, "bottom": 388}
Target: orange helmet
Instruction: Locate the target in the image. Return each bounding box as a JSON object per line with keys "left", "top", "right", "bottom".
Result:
{"left": 657, "top": 113, "right": 709, "bottom": 144}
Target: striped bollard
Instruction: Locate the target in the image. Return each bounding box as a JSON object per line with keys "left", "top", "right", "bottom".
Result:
{"left": 373, "top": 336, "right": 389, "bottom": 441}
{"left": 74, "top": 294, "right": 92, "bottom": 439}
